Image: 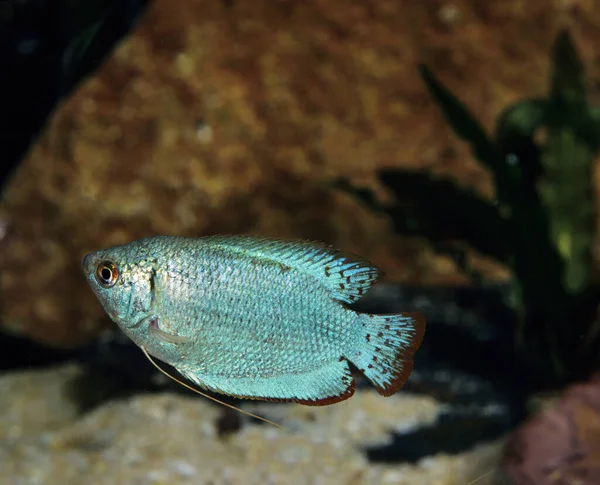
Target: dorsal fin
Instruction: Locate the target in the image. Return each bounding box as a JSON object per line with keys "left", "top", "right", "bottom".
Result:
{"left": 202, "top": 235, "right": 380, "bottom": 304}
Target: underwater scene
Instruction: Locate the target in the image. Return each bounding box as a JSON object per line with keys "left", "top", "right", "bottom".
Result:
{"left": 1, "top": 1, "right": 600, "bottom": 484}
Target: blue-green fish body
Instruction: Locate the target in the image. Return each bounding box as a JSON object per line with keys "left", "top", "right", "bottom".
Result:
{"left": 82, "top": 235, "right": 425, "bottom": 405}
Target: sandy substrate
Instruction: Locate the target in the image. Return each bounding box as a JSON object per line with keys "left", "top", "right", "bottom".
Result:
{"left": 0, "top": 363, "right": 506, "bottom": 485}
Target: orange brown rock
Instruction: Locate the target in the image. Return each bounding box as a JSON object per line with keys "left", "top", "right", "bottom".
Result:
{"left": 1, "top": 0, "right": 597, "bottom": 346}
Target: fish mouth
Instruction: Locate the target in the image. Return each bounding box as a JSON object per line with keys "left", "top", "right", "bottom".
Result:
{"left": 81, "top": 253, "right": 96, "bottom": 275}
{"left": 81, "top": 253, "right": 102, "bottom": 286}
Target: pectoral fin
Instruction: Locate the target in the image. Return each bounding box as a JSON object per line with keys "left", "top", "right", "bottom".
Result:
{"left": 147, "top": 316, "right": 191, "bottom": 344}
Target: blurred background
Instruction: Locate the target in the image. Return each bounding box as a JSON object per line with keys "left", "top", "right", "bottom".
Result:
{"left": 1, "top": 1, "right": 600, "bottom": 484}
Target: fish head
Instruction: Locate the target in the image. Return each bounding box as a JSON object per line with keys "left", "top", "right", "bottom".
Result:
{"left": 81, "top": 244, "right": 154, "bottom": 330}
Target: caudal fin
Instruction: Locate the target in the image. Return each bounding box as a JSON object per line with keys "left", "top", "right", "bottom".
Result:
{"left": 349, "top": 312, "right": 425, "bottom": 396}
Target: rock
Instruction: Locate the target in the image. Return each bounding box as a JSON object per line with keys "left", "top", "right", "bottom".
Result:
{"left": 503, "top": 373, "right": 600, "bottom": 485}
{"left": 0, "top": 364, "right": 80, "bottom": 441}
{"left": 1, "top": 0, "right": 597, "bottom": 347}
{"left": 0, "top": 363, "right": 506, "bottom": 485}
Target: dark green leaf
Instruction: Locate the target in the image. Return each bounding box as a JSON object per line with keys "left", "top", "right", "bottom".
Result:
{"left": 419, "top": 65, "right": 502, "bottom": 173}
{"left": 495, "top": 99, "right": 547, "bottom": 143}
{"left": 551, "top": 30, "right": 585, "bottom": 104}
{"left": 540, "top": 30, "right": 598, "bottom": 294}
{"left": 495, "top": 99, "right": 547, "bottom": 197}
{"left": 380, "top": 170, "right": 513, "bottom": 264}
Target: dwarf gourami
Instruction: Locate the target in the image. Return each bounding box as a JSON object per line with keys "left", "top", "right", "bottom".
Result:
{"left": 82, "top": 235, "right": 426, "bottom": 407}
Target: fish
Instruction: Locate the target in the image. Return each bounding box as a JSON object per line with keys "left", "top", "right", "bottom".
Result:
{"left": 81, "top": 235, "right": 426, "bottom": 406}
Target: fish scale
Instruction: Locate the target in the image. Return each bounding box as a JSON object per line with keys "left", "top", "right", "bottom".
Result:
{"left": 177, "top": 264, "right": 342, "bottom": 377}
{"left": 82, "top": 234, "right": 425, "bottom": 405}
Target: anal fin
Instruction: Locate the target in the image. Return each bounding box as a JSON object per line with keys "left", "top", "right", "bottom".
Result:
{"left": 178, "top": 359, "right": 356, "bottom": 406}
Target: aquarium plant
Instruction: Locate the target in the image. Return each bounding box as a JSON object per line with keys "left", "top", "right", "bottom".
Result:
{"left": 337, "top": 30, "right": 600, "bottom": 389}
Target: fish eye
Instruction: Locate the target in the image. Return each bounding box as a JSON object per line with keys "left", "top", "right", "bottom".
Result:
{"left": 96, "top": 261, "right": 119, "bottom": 288}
